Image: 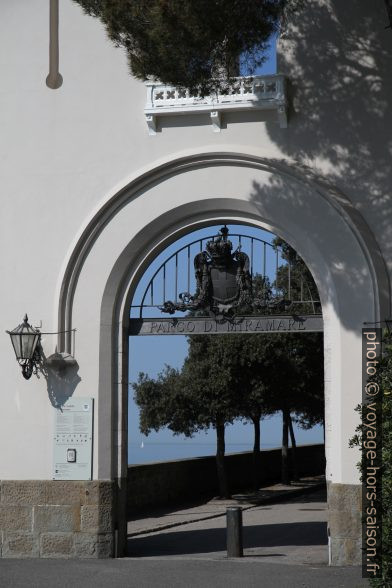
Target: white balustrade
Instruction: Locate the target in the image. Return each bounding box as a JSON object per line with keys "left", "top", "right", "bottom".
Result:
{"left": 144, "top": 75, "right": 287, "bottom": 134}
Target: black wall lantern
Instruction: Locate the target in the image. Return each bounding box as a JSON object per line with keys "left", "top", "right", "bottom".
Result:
{"left": 6, "top": 314, "right": 42, "bottom": 379}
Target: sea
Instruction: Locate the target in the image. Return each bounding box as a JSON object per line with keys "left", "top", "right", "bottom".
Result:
{"left": 128, "top": 441, "right": 282, "bottom": 465}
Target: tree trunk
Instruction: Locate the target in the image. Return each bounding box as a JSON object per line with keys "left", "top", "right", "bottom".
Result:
{"left": 252, "top": 414, "right": 262, "bottom": 490}
{"left": 215, "top": 421, "right": 230, "bottom": 498}
{"left": 288, "top": 413, "right": 299, "bottom": 481}
{"left": 281, "top": 408, "right": 290, "bottom": 485}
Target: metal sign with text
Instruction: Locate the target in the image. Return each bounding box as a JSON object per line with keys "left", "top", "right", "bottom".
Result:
{"left": 53, "top": 397, "right": 94, "bottom": 481}
{"left": 129, "top": 315, "right": 323, "bottom": 336}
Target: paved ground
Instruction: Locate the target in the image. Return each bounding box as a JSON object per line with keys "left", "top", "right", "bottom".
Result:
{"left": 0, "top": 558, "right": 369, "bottom": 588}
{"left": 128, "top": 475, "right": 326, "bottom": 537}
{"left": 0, "top": 479, "right": 369, "bottom": 588}
{"left": 128, "top": 488, "right": 329, "bottom": 565}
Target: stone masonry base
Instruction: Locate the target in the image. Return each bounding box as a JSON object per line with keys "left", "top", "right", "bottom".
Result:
{"left": 1, "top": 479, "right": 362, "bottom": 562}
{"left": 327, "top": 482, "right": 362, "bottom": 565}
{"left": 0, "top": 481, "right": 114, "bottom": 558}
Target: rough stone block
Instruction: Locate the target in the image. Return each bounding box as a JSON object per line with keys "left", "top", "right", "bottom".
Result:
{"left": 327, "top": 483, "right": 362, "bottom": 565}
{"left": 330, "top": 537, "right": 362, "bottom": 566}
{"left": 328, "top": 509, "right": 361, "bottom": 539}
{"left": 327, "top": 483, "right": 361, "bottom": 512}
{"left": 81, "top": 506, "right": 112, "bottom": 533}
{"left": 0, "top": 506, "right": 32, "bottom": 531}
{"left": 2, "top": 532, "right": 38, "bottom": 558}
{"left": 46, "top": 481, "right": 83, "bottom": 506}
{"left": 1, "top": 481, "right": 46, "bottom": 506}
{"left": 82, "top": 481, "right": 114, "bottom": 506}
{"left": 74, "top": 533, "right": 113, "bottom": 558}
{"left": 33, "top": 505, "right": 80, "bottom": 533}
{"left": 40, "top": 532, "right": 74, "bottom": 558}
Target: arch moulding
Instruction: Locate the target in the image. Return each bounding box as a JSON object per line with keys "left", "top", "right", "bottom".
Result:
{"left": 57, "top": 151, "right": 390, "bottom": 352}
{"left": 56, "top": 152, "right": 389, "bottom": 563}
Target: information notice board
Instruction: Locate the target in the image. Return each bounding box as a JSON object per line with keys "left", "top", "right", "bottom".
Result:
{"left": 53, "top": 397, "right": 94, "bottom": 480}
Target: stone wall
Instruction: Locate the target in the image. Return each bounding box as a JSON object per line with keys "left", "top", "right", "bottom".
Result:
{"left": 0, "top": 481, "right": 114, "bottom": 558}
{"left": 0, "top": 447, "right": 363, "bottom": 564}
{"left": 127, "top": 443, "right": 326, "bottom": 512}
{"left": 327, "top": 482, "right": 362, "bottom": 566}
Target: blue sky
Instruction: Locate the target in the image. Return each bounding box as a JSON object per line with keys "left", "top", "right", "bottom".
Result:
{"left": 128, "top": 223, "right": 324, "bottom": 464}
{"left": 127, "top": 39, "right": 323, "bottom": 465}
{"left": 240, "top": 33, "right": 277, "bottom": 76}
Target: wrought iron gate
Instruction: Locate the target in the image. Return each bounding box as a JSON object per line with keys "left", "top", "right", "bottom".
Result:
{"left": 129, "top": 226, "right": 323, "bottom": 336}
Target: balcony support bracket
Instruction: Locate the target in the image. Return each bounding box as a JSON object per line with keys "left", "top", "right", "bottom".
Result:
{"left": 145, "top": 114, "right": 157, "bottom": 136}
{"left": 210, "top": 111, "right": 221, "bottom": 132}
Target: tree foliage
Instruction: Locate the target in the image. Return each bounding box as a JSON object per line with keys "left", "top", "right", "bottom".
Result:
{"left": 273, "top": 237, "right": 320, "bottom": 314}
{"left": 133, "top": 328, "right": 324, "bottom": 493}
{"left": 242, "top": 329, "right": 323, "bottom": 483}
{"left": 133, "top": 334, "right": 247, "bottom": 497}
{"left": 72, "top": 0, "right": 302, "bottom": 95}
{"left": 133, "top": 237, "right": 323, "bottom": 494}
{"left": 133, "top": 366, "right": 199, "bottom": 437}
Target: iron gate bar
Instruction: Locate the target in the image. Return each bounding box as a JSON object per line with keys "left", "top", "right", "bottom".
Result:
{"left": 251, "top": 238, "right": 254, "bottom": 278}
{"left": 187, "top": 245, "right": 191, "bottom": 293}
{"left": 129, "top": 314, "right": 323, "bottom": 336}
{"left": 134, "top": 232, "right": 319, "bottom": 319}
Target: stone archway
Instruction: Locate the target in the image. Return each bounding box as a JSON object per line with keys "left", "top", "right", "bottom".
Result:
{"left": 57, "top": 152, "right": 389, "bottom": 561}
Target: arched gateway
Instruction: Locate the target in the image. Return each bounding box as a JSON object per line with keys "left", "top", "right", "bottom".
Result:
{"left": 52, "top": 153, "right": 387, "bottom": 562}
{"left": 1, "top": 0, "right": 390, "bottom": 567}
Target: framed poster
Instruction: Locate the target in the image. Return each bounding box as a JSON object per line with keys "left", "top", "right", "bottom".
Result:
{"left": 53, "top": 397, "right": 94, "bottom": 480}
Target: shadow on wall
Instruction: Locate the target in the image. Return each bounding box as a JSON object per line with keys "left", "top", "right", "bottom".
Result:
{"left": 267, "top": 0, "right": 392, "bottom": 252}
{"left": 37, "top": 349, "right": 81, "bottom": 408}
{"left": 248, "top": 175, "right": 373, "bottom": 329}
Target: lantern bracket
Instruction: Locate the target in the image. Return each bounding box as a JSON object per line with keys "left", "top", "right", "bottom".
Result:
{"left": 6, "top": 314, "right": 77, "bottom": 380}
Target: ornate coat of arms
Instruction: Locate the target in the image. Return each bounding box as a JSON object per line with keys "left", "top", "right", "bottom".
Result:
{"left": 160, "top": 226, "right": 253, "bottom": 318}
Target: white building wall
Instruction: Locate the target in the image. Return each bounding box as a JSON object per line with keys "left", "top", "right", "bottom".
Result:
{"left": 0, "top": 0, "right": 390, "bottom": 485}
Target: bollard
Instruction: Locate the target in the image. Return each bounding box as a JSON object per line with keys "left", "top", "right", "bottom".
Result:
{"left": 226, "top": 507, "right": 243, "bottom": 557}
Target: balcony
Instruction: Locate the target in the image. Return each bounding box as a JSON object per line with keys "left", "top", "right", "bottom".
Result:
{"left": 144, "top": 74, "right": 287, "bottom": 135}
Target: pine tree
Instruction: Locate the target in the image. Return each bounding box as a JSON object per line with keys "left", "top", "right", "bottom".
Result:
{"left": 72, "top": 0, "right": 301, "bottom": 95}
